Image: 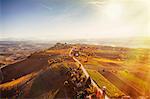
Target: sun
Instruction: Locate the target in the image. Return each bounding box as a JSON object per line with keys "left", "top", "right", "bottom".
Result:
{"left": 102, "top": 2, "right": 124, "bottom": 20}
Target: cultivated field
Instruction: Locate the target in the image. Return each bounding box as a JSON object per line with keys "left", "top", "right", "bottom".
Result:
{"left": 76, "top": 44, "right": 150, "bottom": 98}
{"left": 0, "top": 43, "right": 150, "bottom": 98}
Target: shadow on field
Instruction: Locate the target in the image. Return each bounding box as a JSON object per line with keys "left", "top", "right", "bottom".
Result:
{"left": 25, "top": 65, "right": 68, "bottom": 98}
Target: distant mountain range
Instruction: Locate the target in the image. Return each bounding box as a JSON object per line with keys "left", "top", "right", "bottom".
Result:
{"left": 64, "top": 37, "right": 150, "bottom": 48}
{"left": 1, "top": 37, "right": 150, "bottom": 48}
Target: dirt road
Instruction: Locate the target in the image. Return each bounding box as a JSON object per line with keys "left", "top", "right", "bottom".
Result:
{"left": 70, "top": 48, "right": 109, "bottom": 99}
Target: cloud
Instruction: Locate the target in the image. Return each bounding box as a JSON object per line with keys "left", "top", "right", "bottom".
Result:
{"left": 40, "top": 3, "right": 53, "bottom": 11}
{"left": 87, "top": 0, "right": 106, "bottom": 6}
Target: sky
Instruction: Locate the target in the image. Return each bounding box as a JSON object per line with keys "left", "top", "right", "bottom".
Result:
{"left": 0, "top": 0, "right": 150, "bottom": 41}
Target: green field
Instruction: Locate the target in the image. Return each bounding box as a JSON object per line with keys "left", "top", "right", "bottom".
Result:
{"left": 87, "top": 69, "right": 124, "bottom": 97}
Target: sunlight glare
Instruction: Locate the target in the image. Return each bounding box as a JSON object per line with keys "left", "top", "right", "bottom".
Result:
{"left": 102, "top": 2, "right": 124, "bottom": 20}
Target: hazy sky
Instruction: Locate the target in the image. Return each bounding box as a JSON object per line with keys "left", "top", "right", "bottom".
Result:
{"left": 0, "top": 0, "right": 150, "bottom": 41}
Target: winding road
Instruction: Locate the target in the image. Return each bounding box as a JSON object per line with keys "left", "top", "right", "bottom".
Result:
{"left": 69, "top": 48, "right": 109, "bottom": 99}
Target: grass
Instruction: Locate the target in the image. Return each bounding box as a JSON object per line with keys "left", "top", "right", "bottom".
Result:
{"left": 87, "top": 69, "right": 124, "bottom": 97}
{"left": 93, "top": 58, "right": 122, "bottom": 64}
{"left": 82, "top": 58, "right": 100, "bottom": 66}
{"left": 38, "top": 89, "right": 60, "bottom": 99}
{"left": 117, "top": 70, "right": 150, "bottom": 95}
{"left": 46, "top": 49, "right": 70, "bottom": 55}
{"left": 0, "top": 73, "right": 34, "bottom": 89}
{"left": 95, "top": 49, "right": 119, "bottom": 54}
